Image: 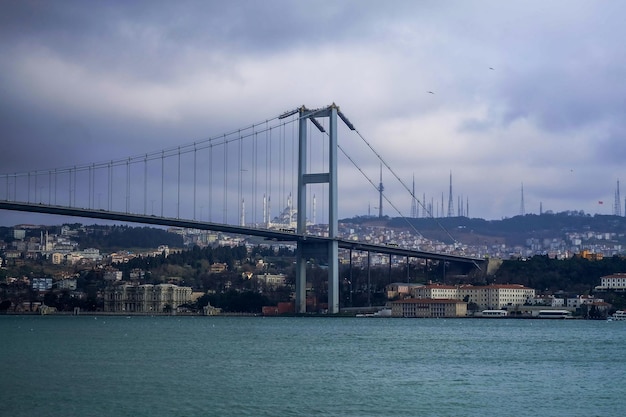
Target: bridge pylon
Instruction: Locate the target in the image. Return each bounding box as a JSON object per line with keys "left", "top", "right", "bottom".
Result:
{"left": 288, "top": 104, "right": 354, "bottom": 314}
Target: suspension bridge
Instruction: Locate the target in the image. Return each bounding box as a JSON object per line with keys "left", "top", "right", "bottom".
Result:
{"left": 0, "top": 103, "right": 485, "bottom": 314}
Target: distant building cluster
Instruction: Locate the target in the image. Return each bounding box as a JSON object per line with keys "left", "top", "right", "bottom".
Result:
{"left": 386, "top": 283, "right": 535, "bottom": 316}
{"left": 0, "top": 222, "right": 624, "bottom": 317}
{"left": 384, "top": 282, "right": 611, "bottom": 318}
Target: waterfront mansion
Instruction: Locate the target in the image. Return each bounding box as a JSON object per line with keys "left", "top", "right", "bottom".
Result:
{"left": 387, "top": 283, "right": 536, "bottom": 312}
{"left": 595, "top": 273, "right": 626, "bottom": 291}
{"left": 104, "top": 283, "right": 192, "bottom": 313}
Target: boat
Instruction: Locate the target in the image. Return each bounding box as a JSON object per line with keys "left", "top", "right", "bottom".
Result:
{"left": 609, "top": 310, "right": 626, "bottom": 321}
{"left": 536, "top": 310, "right": 573, "bottom": 319}
{"left": 480, "top": 309, "right": 508, "bottom": 317}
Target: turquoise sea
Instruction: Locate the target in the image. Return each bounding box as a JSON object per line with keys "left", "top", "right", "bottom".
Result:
{"left": 1, "top": 315, "right": 624, "bottom": 417}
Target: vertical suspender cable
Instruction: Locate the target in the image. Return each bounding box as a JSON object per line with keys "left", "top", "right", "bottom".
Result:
{"left": 193, "top": 144, "right": 197, "bottom": 220}
{"left": 208, "top": 144, "right": 212, "bottom": 222}
{"left": 177, "top": 147, "right": 181, "bottom": 219}
{"left": 144, "top": 155, "right": 148, "bottom": 215}
{"left": 253, "top": 132, "right": 258, "bottom": 225}
{"left": 108, "top": 162, "right": 112, "bottom": 211}
{"left": 68, "top": 168, "right": 72, "bottom": 207}
{"left": 223, "top": 135, "right": 227, "bottom": 224}
{"left": 54, "top": 169, "right": 57, "bottom": 206}
{"left": 91, "top": 164, "right": 94, "bottom": 209}
{"left": 161, "top": 151, "right": 164, "bottom": 217}
{"left": 126, "top": 158, "right": 130, "bottom": 213}
{"left": 238, "top": 130, "right": 242, "bottom": 225}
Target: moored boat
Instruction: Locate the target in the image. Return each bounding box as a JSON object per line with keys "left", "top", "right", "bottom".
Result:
{"left": 610, "top": 310, "right": 626, "bottom": 321}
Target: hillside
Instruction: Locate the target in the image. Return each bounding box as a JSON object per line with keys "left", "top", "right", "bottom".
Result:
{"left": 346, "top": 211, "right": 626, "bottom": 246}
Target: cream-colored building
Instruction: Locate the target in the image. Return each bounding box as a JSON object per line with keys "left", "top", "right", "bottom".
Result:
{"left": 104, "top": 283, "right": 192, "bottom": 313}
{"left": 463, "top": 285, "right": 535, "bottom": 310}
{"left": 408, "top": 283, "right": 535, "bottom": 310}
{"left": 412, "top": 284, "right": 458, "bottom": 299}
{"left": 256, "top": 273, "right": 287, "bottom": 288}
{"left": 391, "top": 298, "right": 467, "bottom": 318}
{"left": 595, "top": 273, "right": 626, "bottom": 290}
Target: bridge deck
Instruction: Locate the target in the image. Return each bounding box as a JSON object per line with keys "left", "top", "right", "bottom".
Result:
{"left": 0, "top": 200, "right": 484, "bottom": 265}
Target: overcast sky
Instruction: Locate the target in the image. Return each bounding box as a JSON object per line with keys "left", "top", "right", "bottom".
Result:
{"left": 1, "top": 0, "right": 626, "bottom": 227}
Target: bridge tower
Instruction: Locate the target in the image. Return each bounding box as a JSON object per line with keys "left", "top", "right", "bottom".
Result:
{"left": 286, "top": 104, "right": 354, "bottom": 314}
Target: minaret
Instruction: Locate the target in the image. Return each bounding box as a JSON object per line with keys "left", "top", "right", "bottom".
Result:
{"left": 441, "top": 192, "right": 444, "bottom": 218}
{"left": 263, "top": 194, "right": 267, "bottom": 225}
{"left": 520, "top": 183, "right": 525, "bottom": 216}
{"left": 378, "top": 164, "right": 384, "bottom": 218}
{"left": 312, "top": 194, "right": 316, "bottom": 225}
{"left": 447, "top": 171, "right": 454, "bottom": 217}
{"left": 614, "top": 179, "right": 622, "bottom": 216}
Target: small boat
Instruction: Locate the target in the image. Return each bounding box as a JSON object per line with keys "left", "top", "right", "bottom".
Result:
{"left": 609, "top": 310, "right": 626, "bottom": 321}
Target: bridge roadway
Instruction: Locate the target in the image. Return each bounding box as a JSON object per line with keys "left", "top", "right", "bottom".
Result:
{"left": 0, "top": 201, "right": 485, "bottom": 265}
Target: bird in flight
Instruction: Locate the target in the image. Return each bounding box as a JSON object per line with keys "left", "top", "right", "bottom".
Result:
{"left": 489, "top": 67, "right": 495, "bottom": 70}
{"left": 427, "top": 91, "right": 434, "bottom": 94}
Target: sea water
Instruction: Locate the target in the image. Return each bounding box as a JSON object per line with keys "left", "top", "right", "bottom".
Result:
{"left": 1, "top": 315, "right": 624, "bottom": 417}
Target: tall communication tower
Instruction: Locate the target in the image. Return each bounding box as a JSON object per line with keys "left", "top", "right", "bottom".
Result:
{"left": 447, "top": 171, "right": 454, "bottom": 217}
{"left": 520, "top": 183, "right": 525, "bottom": 216}
{"left": 411, "top": 173, "right": 418, "bottom": 218}
{"left": 378, "top": 164, "right": 384, "bottom": 218}
{"left": 614, "top": 179, "right": 622, "bottom": 216}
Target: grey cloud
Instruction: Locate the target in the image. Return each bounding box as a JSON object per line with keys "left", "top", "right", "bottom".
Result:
{"left": 2, "top": 0, "right": 626, "bottom": 223}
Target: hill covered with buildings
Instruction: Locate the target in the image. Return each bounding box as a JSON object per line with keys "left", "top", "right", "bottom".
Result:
{"left": 2, "top": 212, "right": 626, "bottom": 315}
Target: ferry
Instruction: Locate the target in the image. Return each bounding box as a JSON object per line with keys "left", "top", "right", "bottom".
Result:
{"left": 609, "top": 310, "right": 626, "bottom": 321}
{"left": 537, "top": 310, "right": 573, "bottom": 319}
{"left": 481, "top": 309, "right": 508, "bottom": 317}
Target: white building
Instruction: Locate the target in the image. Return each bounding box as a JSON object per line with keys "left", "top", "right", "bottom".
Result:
{"left": 595, "top": 273, "right": 626, "bottom": 290}
{"left": 529, "top": 294, "right": 565, "bottom": 307}
{"left": 103, "top": 283, "right": 192, "bottom": 313}
{"left": 567, "top": 295, "right": 603, "bottom": 309}
{"left": 407, "top": 283, "right": 535, "bottom": 311}
{"left": 256, "top": 273, "right": 287, "bottom": 288}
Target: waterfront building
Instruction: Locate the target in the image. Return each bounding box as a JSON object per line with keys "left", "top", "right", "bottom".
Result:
{"left": 103, "top": 283, "right": 192, "bottom": 313}
{"left": 390, "top": 298, "right": 467, "bottom": 318}
{"left": 465, "top": 284, "right": 535, "bottom": 310}
{"left": 408, "top": 283, "right": 535, "bottom": 310}
{"left": 595, "top": 273, "right": 626, "bottom": 291}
